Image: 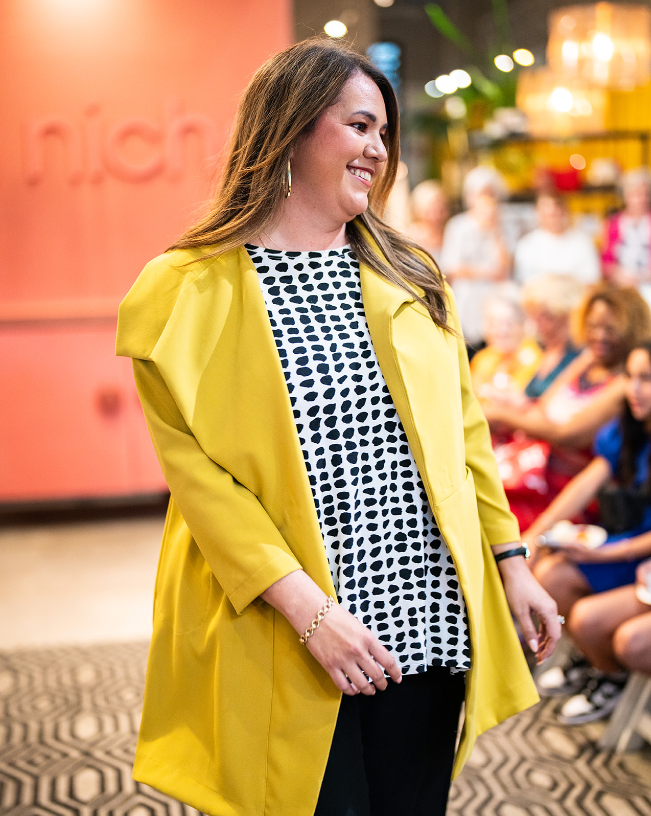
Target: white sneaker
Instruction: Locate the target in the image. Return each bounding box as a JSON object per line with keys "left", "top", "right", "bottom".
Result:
{"left": 557, "top": 674, "right": 627, "bottom": 725}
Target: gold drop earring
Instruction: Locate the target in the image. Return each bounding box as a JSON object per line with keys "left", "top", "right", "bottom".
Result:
{"left": 285, "top": 159, "right": 292, "bottom": 198}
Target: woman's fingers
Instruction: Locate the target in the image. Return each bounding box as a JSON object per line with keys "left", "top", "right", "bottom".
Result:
{"left": 535, "top": 601, "right": 562, "bottom": 661}
{"left": 369, "top": 643, "right": 401, "bottom": 685}
{"left": 499, "top": 558, "right": 562, "bottom": 661}
{"left": 333, "top": 669, "right": 358, "bottom": 696}
{"left": 514, "top": 605, "right": 540, "bottom": 655}
{"left": 306, "top": 606, "right": 402, "bottom": 694}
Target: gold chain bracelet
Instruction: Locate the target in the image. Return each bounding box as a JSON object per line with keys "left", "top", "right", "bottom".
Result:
{"left": 299, "top": 596, "right": 335, "bottom": 645}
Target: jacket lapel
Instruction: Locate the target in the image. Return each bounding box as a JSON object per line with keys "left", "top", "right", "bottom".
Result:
{"left": 360, "top": 262, "right": 465, "bottom": 506}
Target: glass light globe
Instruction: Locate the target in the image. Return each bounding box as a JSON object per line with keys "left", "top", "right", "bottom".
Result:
{"left": 513, "top": 49, "right": 535, "bottom": 66}
{"left": 324, "top": 20, "right": 347, "bottom": 38}
{"left": 450, "top": 69, "right": 471, "bottom": 88}
{"left": 494, "top": 54, "right": 514, "bottom": 72}
{"left": 434, "top": 74, "right": 458, "bottom": 94}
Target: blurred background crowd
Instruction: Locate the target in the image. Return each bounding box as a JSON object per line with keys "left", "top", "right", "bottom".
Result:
{"left": 3, "top": 0, "right": 651, "bottom": 783}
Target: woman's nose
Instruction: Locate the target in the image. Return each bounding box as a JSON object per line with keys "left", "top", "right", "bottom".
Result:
{"left": 364, "top": 135, "right": 388, "bottom": 163}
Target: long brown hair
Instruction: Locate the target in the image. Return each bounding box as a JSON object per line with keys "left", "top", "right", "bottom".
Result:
{"left": 168, "top": 37, "right": 451, "bottom": 331}
{"left": 618, "top": 339, "right": 651, "bottom": 489}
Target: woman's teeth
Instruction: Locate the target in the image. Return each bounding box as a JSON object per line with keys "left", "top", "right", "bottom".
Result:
{"left": 349, "top": 168, "right": 371, "bottom": 183}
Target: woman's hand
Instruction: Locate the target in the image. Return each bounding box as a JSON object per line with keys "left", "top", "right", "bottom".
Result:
{"left": 306, "top": 605, "right": 402, "bottom": 696}
{"left": 496, "top": 554, "right": 561, "bottom": 662}
{"left": 261, "top": 570, "right": 401, "bottom": 696}
{"left": 559, "top": 542, "right": 618, "bottom": 563}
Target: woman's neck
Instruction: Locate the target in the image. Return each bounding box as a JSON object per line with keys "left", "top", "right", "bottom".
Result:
{"left": 254, "top": 198, "right": 350, "bottom": 251}
{"left": 542, "top": 336, "right": 568, "bottom": 355}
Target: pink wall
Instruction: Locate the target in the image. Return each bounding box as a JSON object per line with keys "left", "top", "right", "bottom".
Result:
{"left": 0, "top": 0, "right": 291, "bottom": 502}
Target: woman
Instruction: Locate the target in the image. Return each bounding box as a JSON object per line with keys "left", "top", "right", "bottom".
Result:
{"left": 440, "top": 166, "right": 514, "bottom": 349}
{"left": 602, "top": 168, "right": 651, "bottom": 291}
{"left": 407, "top": 180, "right": 449, "bottom": 263}
{"left": 560, "top": 559, "right": 651, "bottom": 723}
{"left": 116, "top": 38, "right": 558, "bottom": 816}
{"left": 571, "top": 559, "right": 651, "bottom": 678}
{"left": 514, "top": 193, "right": 600, "bottom": 286}
{"left": 522, "top": 274, "right": 585, "bottom": 400}
{"left": 485, "top": 284, "right": 651, "bottom": 530}
{"left": 522, "top": 342, "right": 651, "bottom": 721}
{"left": 470, "top": 287, "right": 542, "bottom": 401}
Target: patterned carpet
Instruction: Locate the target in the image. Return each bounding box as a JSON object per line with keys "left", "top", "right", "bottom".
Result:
{"left": 0, "top": 642, "right": 650, "bottom": 816}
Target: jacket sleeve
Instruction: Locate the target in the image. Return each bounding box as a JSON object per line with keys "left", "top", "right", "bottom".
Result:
{"left": 446, "top": 286, "right": 521, "bottom": 545}
{"left": 133, "top": 357, "right": 303, "bottom": 614}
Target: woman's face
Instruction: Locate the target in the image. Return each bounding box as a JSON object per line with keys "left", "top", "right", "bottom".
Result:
{"left": 416, "top": 189, "right": 448, "bottom": 226}
{"left": 624, "top": 182, "right": 650, "bottom": 219}
{"left": 525, "top": 304, "right": 568, "bottom": 348}
{"left": 289, "top": 71, "right": 388, "bottom": 226}
{"left": 484, "top": 301, "right": 523, "bottom": 353}
{"left": 625, "top": 349, "right": 651, "bottom": 421}
{"left": 537, "top": 196, "right": 567, "bottom": 235}
{"left": 584, "top": 299, "right": 626, "bottom": 367}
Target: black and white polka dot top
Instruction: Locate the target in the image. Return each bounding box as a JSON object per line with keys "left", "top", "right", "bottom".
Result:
{"left": 247, "top": 244, "right": 471, "bottom": 674}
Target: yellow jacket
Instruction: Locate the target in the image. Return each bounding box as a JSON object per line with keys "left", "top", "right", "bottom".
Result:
{"left": 116, "top": 237, "right": 538, "bottom": 816}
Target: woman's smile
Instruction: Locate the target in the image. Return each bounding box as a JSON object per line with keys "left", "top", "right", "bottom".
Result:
{"left": 347, "top": 166, "right": 373, "bottom": 186}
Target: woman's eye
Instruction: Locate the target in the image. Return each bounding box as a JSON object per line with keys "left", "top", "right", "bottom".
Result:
{"left": 352, "top": 122, "right": 367, "bottom": 131}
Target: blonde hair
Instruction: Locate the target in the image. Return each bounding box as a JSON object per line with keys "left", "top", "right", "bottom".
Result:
{"left": 169, "top": 37, "right": 451, "bottom": 331}
{"left": 523, "top": 274, "right": 586, "bottom": 317}
{"left": 574, "top": 283, "right": 651, "bottom": 353}
{"left": 462, "top": 166, "right": 507, "bottom": 206}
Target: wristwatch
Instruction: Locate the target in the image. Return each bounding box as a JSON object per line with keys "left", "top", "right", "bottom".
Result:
{"left": 494, "top": 543, "right": 531, "bottom": 563}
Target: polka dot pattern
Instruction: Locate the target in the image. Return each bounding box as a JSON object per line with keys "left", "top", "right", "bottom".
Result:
{"left": 247, "top": 244, "right": 471, "bottom": 674}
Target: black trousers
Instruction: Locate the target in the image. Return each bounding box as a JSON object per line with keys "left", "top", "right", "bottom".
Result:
{"left": 314, "top": 666, "right": 466, "bottom": 816}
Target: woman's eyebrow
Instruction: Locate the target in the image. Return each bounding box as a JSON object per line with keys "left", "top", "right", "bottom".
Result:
{"left": 352, "top": 109, "right": 377, "bottom": 121}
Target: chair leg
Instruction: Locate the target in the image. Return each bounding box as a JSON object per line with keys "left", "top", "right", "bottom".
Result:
{"left": 598, "top": 673, "right": 651, "bottom": 752}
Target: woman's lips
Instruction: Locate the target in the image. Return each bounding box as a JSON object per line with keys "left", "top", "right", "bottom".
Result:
{"left": 347, "top": 166, "right": 372, "bottom": 188}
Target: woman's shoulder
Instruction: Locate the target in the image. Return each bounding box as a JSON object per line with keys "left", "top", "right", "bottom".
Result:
{"left": 594, "top": 416, "right": 623, "bottom": 459}
{"left": 116, "top": 243, "right": 242, "bottom": 360}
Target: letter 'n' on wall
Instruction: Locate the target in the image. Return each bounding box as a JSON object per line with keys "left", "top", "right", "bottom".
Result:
{"left": 23, "top": 118, "right": 84, "bottom": 184}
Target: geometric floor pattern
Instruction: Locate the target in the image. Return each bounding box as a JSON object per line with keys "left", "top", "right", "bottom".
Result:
{"left": 1, "top": 642, "right": 650, "bottom": 816}
{"left": 0, "top": 642, "right": 200, "bottom": 816}
{"left": 449, "top": 693, "right": 651, "bottom": 816}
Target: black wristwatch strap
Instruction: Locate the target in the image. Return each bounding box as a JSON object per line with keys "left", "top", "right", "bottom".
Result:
{"left": 494, "top": 544, "right": 530, "bottom": 563}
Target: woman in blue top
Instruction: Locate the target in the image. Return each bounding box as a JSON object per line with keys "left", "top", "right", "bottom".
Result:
{"left": 524, "top": 339, "right": 651, "bottom": 722}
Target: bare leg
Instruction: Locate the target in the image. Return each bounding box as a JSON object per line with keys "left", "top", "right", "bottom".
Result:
{"left": 569, "top": 586, "right": 646, "bottom": 673}
{"left": 533, "top": 553, "right": 593, "bottom": 619}
{"left": 613, "top": 608, "right": 651, "bottom": 675}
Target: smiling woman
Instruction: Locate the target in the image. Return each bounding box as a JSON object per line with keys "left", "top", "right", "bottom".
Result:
{"left": 116, "top": 37, "right": 558, "bottom": 816}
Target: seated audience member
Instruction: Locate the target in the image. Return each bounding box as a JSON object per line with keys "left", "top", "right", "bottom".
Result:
{"left": 440, "top": 166, "right": 514, "bottom": 348}
{"left": 485, "top": 285, "right": 651, "bottom": 530}
{"left": 514, "top": 193, "right": 600, "bottom": 286}
{"left": 521, "top": 343, "right": 651, "bottom": 722}
{"left": 602, "top": 168, "right": 651, "bottom": 290}
{"left": 407, "top": 180, "right": 449, "bottom": 264}
{"left": 560, "top": 560, "right": 651, "bottom": 723}
{"left": 471, "top": 287, "right": 542, "bottom": 401}
{"left": 522, "top": 275, "right": 585, "bottom": 400}
{"left": 485, "top": 275, "right": 584, "bottom": 406}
